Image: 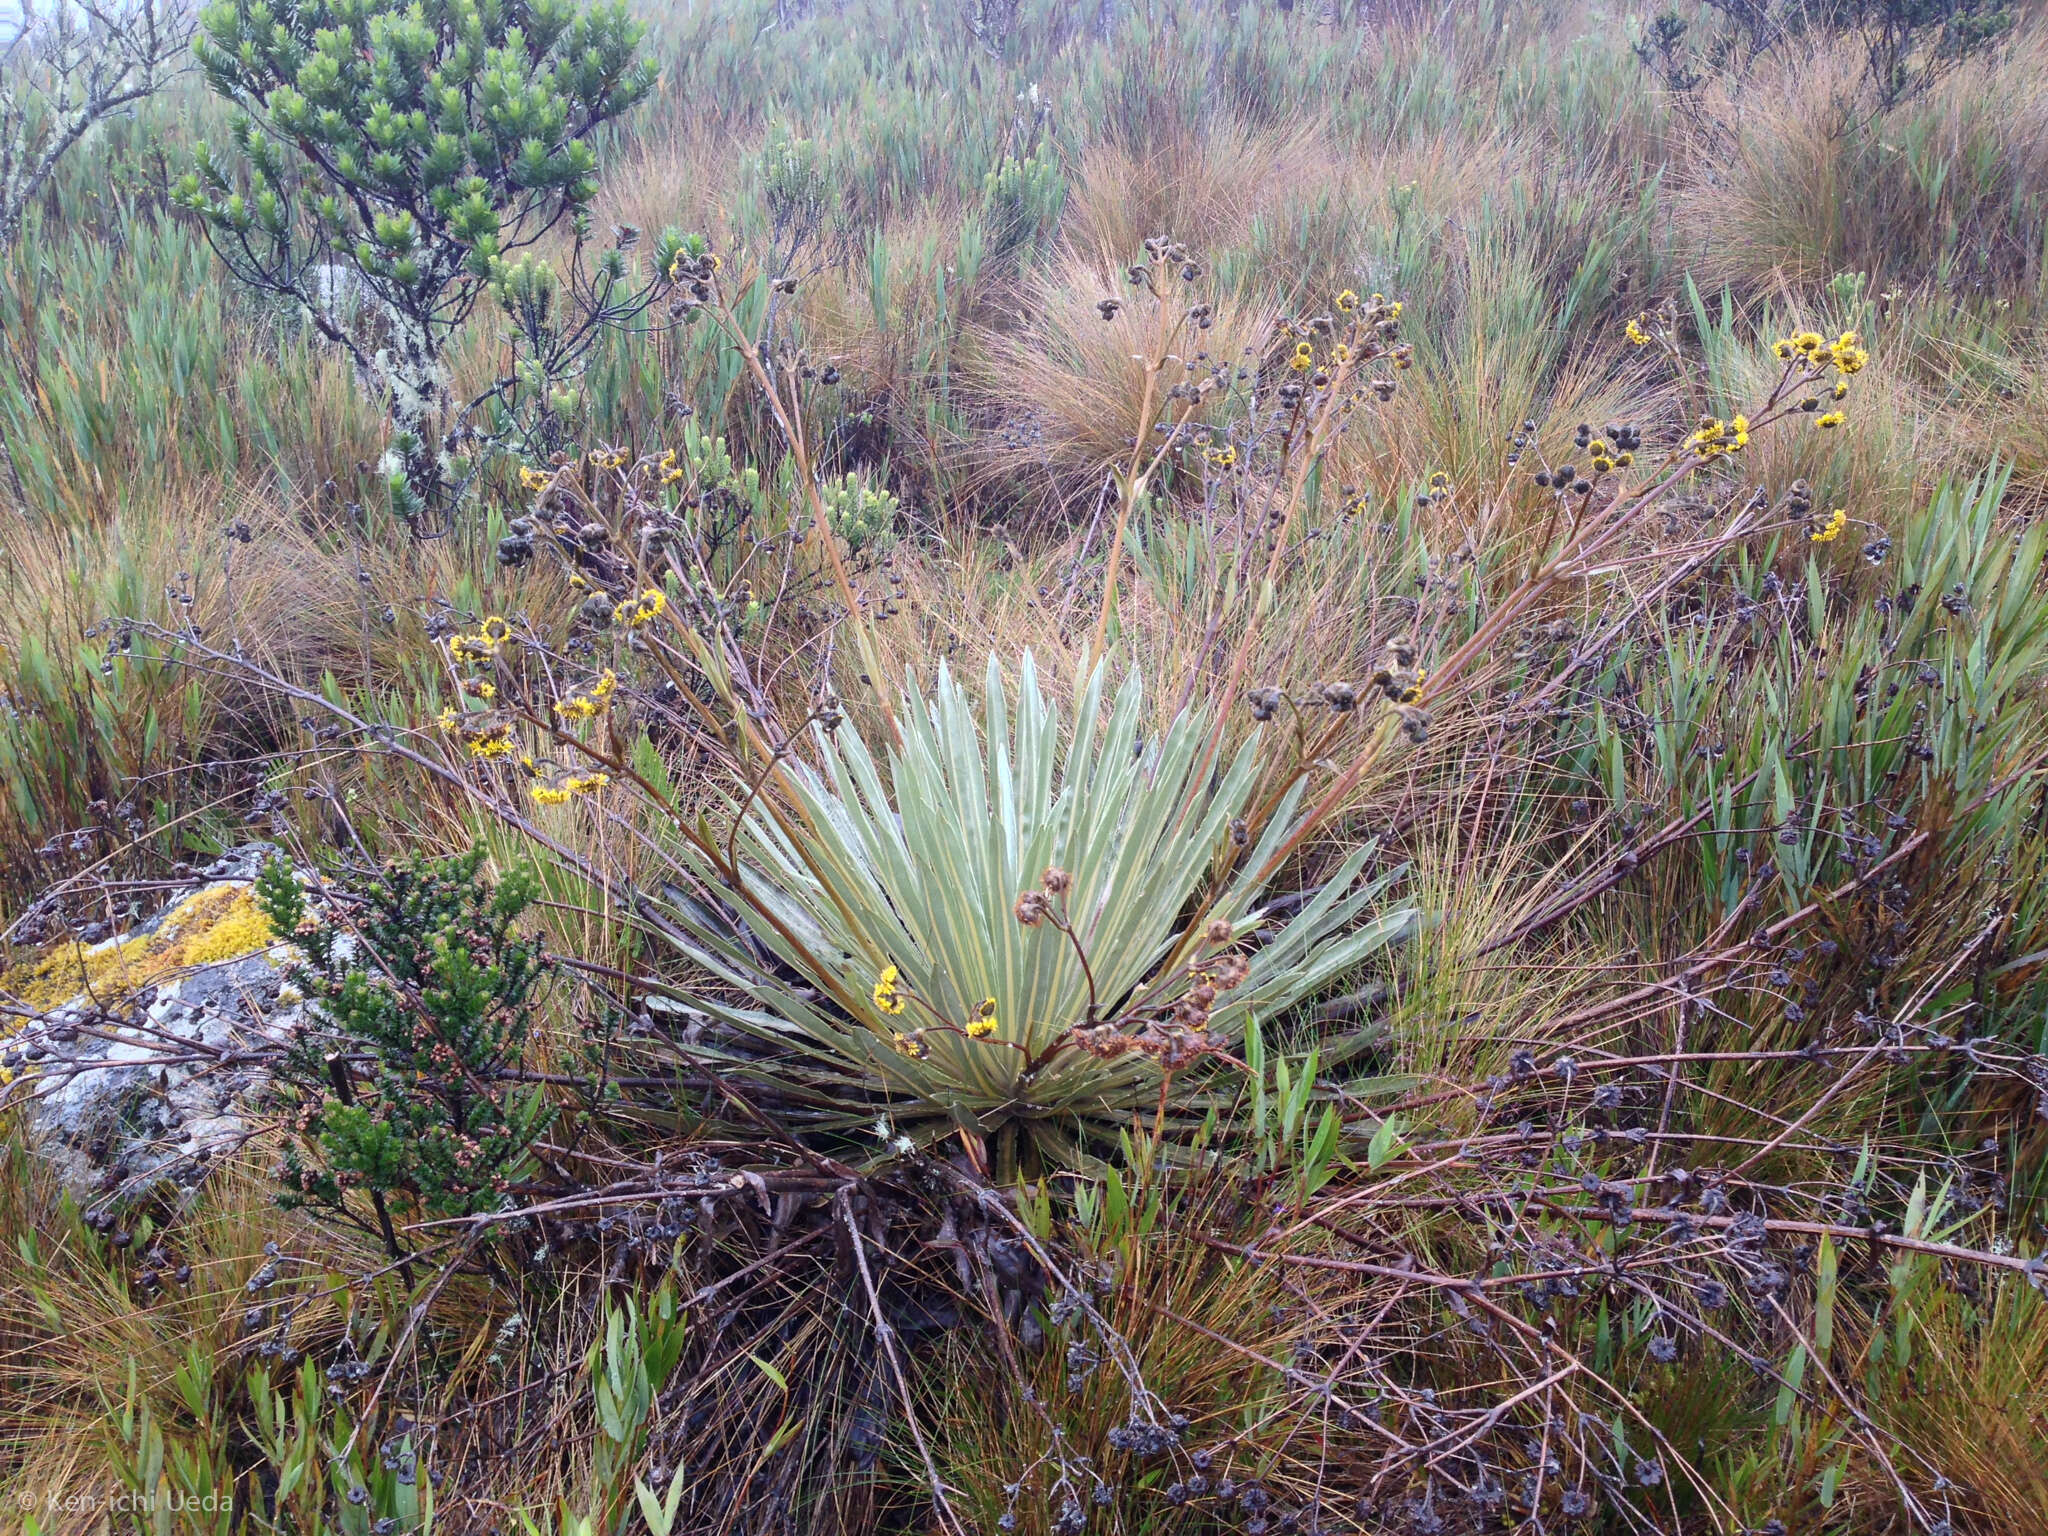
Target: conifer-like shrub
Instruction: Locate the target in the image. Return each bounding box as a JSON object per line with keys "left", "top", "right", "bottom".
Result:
{"left": 255, "top": 849, "right": 553, "bottom": 1252}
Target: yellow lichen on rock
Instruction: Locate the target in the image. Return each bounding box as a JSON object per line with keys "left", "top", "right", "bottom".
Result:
{"left": 154, "top": 885, "right": 277, "bottom": 969}
{"left": 0, "top": 884, "right": 278, "bottom": 1016}
{"left": 0, "top": 933, "right": 156, "bottom": 1014}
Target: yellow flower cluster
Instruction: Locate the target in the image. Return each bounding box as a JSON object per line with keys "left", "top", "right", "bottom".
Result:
{"left": 1625, "top": 315, "right": 1652, "bottom": 346}
{"left": 1331, "top": 287, "right": 1394, "bottom": 313}
{"left": 531, "top": 769, "right": 611, "bottom": 806}
{"left": 554, "top": 669, "right": 618, "bottom": 722}
{"left": 1290, "top": 340, "right": 1314, "bottom": 373}
{"left": 1809, "top": 507, "right": 1848, "bottom": 543}
{"left": 517, "top": 465, "right": 550, "bottom": 492}
{"left": 1688, "top": 414, "right": 1750, "bottom": 459}
{"left": 872, "top": 964, "right": 907, "bottom": 1015}
{"left": 448, "top": 615, "right": 512, "bottom": 664}
{"left": 588, "top": 447, "right": 628, "bottom": 471}
{"left": 1769, "top": 329, "right": 1867, "bottom": 431}
{"left": 1587, "top": 438, "right": 1634, "bottom": 473}
{"left": 1774, "top": 329, "right": 1868, "bottom": 375}
{"left": 1332, "top": 289, "right": 1401, "bottom": 323}
{"left": 1205, "top": 445, "right": 1237, "bottom": 469}
{"left": 613, "top": 588, "right": 667, "bottom": 627}
{"left": 658, "top": 448, "right": 684, "bottom": 487}
{"left": 467, "top": 722, "right": 516, "bottom": 760}
{"left": 966, "top": 996, "right": 999, "bottom": 1040}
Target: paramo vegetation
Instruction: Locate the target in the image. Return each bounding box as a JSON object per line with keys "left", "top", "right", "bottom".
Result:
{"left": 4, "top": 0, "right": 2048, "bottom": 1533}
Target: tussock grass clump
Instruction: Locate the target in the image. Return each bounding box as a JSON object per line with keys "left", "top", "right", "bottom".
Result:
{"left": 1678, "top": 34, "right": 2048, "bottom": 298}
{"left": 968, "top": 248, "right": 1276, "bottom": 515}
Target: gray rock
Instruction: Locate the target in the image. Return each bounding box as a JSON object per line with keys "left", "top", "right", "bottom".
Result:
{"left": 0, "top": 845, "right": 306, "bottom": 1208}
{"left": 199, "top": 841, "right": 284, "bottom": 885}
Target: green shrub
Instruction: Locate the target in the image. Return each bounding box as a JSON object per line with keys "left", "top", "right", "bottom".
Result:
{"left": 982, "top": 133, "right": 1065, "bottom": 258}
{"left": 254, "top": 848, "right": 554, "bottom": 1250}
{"left": 817, "top": 468, "right": 898, "bottom": 553}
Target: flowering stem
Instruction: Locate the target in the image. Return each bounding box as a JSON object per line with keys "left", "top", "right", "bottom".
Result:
{"left": 1092, "top": 275, "right": 1192, "bottom": 658}
{"left": 706, "top": 288, "right": 903, "bottom": 747}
